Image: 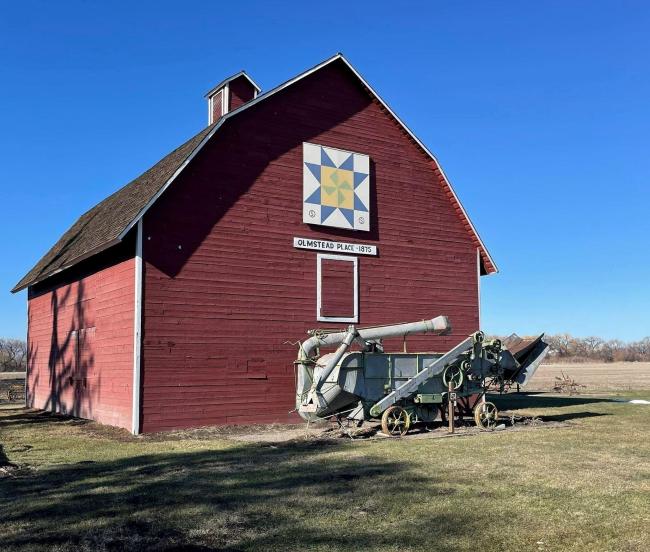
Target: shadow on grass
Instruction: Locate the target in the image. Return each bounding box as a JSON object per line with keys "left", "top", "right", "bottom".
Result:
{"left": 0, "top": 408, "right": 89, "bottom": 428}
{"left": 489, "top": 392, "right": 616, "bottom": 411}
{"left": 0, "top": 411, "right": 481, "bottom": 551}
{"left": 536, "top": 411, "right": 610, "bottom": 423}
{"left": 1, "top": 444, "right": 17, "bottom": 468}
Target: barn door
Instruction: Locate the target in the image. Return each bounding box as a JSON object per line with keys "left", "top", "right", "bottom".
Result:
{"left": 317, "top": 254, "right": 358, "bottom": 322}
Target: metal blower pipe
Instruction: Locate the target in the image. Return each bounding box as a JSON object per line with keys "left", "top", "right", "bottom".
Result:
{"left": 296, "top": 316, "right": 451, "bottom": 412}
{"left": 301, "top": 316, "right": 451, "bottom": 359}
{"left": 312, "top": 326, "right": 358, "bottom": 389}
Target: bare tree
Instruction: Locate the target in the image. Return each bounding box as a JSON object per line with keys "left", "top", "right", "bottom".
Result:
{"left": 0, "top": 338, "right": 27, "bottom": 372}
{"left": 582, "top": 336, "right": 604, "bottom": 356}
{"left": 637, "top": 337, "right": 650, "bottom": 357}
{"left": 546, "top": 333, "right": 574, "bottom": 357}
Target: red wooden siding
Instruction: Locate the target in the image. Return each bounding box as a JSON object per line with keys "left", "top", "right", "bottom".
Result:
{"left": 140, "top": 60, "right": 480, "bottom": 432}
{"left": 228, "top": 75, "right": 256, "bottom": 111}
{"left": 320, "top": 258, "right": 355, "bottom": 319}
{"left": 26, "top": 249, "right": 135, "bottom": 430}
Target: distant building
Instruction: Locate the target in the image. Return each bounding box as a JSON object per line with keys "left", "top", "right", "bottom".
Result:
{"left": 13, "top": 54, "right": 497, "bottom": 433}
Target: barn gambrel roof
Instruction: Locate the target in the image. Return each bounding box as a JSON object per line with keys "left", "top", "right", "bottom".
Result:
{"left": 13, "top": 54, "right": 497, "bottom": 293}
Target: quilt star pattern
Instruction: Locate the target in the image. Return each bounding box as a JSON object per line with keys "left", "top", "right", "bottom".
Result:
{"left": 302, "top": 142, "right": 370, "bottom": 231}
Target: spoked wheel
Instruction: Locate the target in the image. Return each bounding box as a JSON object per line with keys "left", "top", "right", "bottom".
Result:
{"left": 381, "top": 406, "right": 411, "bottom": 437}
{"left": 474, "top": 401, "right": 499, "bottom": 429}
{"left": 442, "top": 364, "right": 464, "bottom": 390}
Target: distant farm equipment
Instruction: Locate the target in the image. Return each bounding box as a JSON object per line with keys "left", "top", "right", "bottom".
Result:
{"left": 295, "top": 316, "right": 549, "bottom": 436}
{"left": 552, "top": 371, "right": 586, "bottom": 395}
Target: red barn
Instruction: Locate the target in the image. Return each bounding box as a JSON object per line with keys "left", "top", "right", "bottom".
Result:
{"left": 13, "top": 55, "right": 497, "bottom": 434}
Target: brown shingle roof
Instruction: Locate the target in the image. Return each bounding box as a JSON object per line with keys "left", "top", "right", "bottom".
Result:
{"left": 12, "top": 124, "right": 214, "bottom": 292}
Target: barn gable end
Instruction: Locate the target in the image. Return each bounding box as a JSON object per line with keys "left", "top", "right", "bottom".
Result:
{"left": 139, "top": 60, "right": 484, "bottom": 431}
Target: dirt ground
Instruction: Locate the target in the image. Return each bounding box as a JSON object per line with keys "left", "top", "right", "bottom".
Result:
{"left": 0, "top": 402, "right": 568, "bottom": 449}
{"left": 526, "top": 361, "right": 650, "bottom": 392}
{"left": 140, "top": 413, "right": 565, "bottom": 444}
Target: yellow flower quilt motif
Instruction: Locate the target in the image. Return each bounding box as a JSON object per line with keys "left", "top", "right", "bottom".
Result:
{"left": 302, "top": 143, "right": 370, "bottom": 231}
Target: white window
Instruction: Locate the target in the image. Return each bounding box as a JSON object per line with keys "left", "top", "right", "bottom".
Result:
{"left": 317, "top": 254, "right": 358, "bottom": 322}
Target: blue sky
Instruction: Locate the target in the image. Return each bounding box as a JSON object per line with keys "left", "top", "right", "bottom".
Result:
{"left": 1, "top": 1, "right": 648, "bottom": 340}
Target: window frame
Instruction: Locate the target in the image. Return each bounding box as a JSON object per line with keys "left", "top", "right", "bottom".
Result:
{"left": 208, "top": 88, "right": 225, "bottom": 124}
{"left": 316, "top": 253, "right": 359, "bottom": 323}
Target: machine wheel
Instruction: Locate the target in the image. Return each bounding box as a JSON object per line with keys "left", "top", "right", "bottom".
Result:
{"left": 381, "top": 406, "right": 411, "bottom": 437}
{"left": 474, "top": 401, "right": 499, "bottom": 429}
{"left": 442, "top": 365, "right": 464, "bottom": 390}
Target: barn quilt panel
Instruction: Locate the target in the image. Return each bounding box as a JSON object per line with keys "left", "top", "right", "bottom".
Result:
{"left": 302, "top": 143, "right": 370, "bottom": 231}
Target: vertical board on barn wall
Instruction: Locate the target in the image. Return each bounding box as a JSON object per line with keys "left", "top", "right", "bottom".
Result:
{"left": 132, "top": 219, "right": 143, "bottom": 434}
{"left": 140, "top": 60, "right": 480, "bottom": 432}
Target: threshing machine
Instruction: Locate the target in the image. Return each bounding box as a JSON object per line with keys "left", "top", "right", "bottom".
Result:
{"left": 295, "top": 316, "right": 549, "bottom": 436}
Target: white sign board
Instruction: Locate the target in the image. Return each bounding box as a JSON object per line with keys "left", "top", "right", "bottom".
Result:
{"left": 293, "top": 237, "right": 377, "bottom": 256}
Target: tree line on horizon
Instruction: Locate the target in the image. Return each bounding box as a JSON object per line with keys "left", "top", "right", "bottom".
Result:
{"left": 542, "top": 334, "right": 650, "bottom": 363}
{"left": 2, "top": 333, "right": 650, "bottom": 372}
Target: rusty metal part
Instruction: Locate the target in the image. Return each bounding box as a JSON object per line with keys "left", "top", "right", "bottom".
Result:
{"left": 381, "top": 406, "right": 411, "bottom": 437}
{"left": 474, "top": 401, "right": 498, "bottom": 429}
{"left": 504, "top": 334, "right": 544, "bottom": 358}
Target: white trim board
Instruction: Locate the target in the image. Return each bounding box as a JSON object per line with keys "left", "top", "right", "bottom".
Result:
{"left": 222, "top": 83, "right": 229, "bottom": 116}
{"left": 317, "top": 253, "right": 359, "bottom": 323}
{"left": 477, "top": 247, "right": 481, "bottom": 329}
{"left": 131, "top": 219, "right": 143, "bottom": 435}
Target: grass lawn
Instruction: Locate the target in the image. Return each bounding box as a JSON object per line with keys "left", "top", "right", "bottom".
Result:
{"left": 1, "top": 392, "right": 649, "bottom": 551}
